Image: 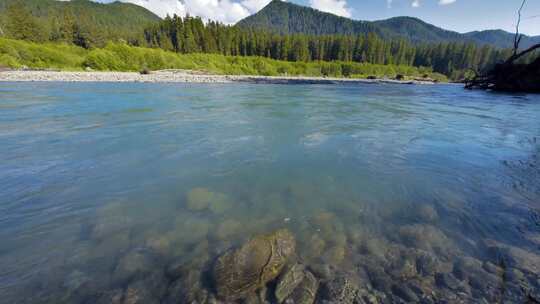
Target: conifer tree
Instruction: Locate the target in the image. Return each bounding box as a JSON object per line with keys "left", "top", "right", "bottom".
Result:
{"left": 5, "top": 1, "right": 42, "bottom": 42}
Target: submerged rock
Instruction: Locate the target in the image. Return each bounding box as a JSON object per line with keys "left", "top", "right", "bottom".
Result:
{"left": 244, "top": 288, "right": 270, "bottom": 304}
{"left": 387, "top": 252, "right": 416, "bottom": 280}
{"left": 323, "top": 245, "right": 346, "bottom": 266}
{"left": 301, "top": 233, "right": 326, "bottom": 261}
{"left": 213, "top": 229, "right": 296, "bottom": 300}
{"left": 95, "top": 289, "right": 124, "bottom": 304}
{"left": 416, "top": 252, "right": 439, "bottom": 276}
{"left": 501, "top": 244, "right": 540, "bottom": 275}
{"left": 417, "top": 205, "right": 439, "bottom": 222}
{"left": 453, "top": 256, "right": 483, "bottom": 281}
{"left": 391, "top": 284, "right": 419, "bottom": 302}
{"left": 62, "top": 270, "right": 103, "bottom": 302}
{"left": 123, "top": 286, "right": 158, "bottom": 304}
{"left": 275, "top": 264, "right": 306, "bottom": 303}
{"left": 311, "top": 212, "right": 346, "bottom": 243}
{"left": 214, "top": 219, "right": 242, "bottom": 240}
{"left": 186, "top": 187, "right": 232, "bottom": 214}
{"left": 208, "top": 193, "right": 233, "bottom": 215}
{"left": 91, "top": 202, "right": 134, "bottom": 240}
{"left": 112, "top": 247, "right": 160, "bottom": 284}
{"left": 398, "top": 224, "right": 451, "bottom": 252}
{"left": 319, "top": 276, "right": 358, "bottom": 304}
{"left": 166, "top": 216, "right": 212, "bottom": 247}
{"left": 284, "top": 270, "right": 318, "bottom": 304}
{"left": 162, "top": 267, "right": 208, "bottom": 304}
{"left": 435, "top": 272, "right": 461, "bottom": 291}
{"left": 187, "top": 188, "right": 214, "bottom": 211}
{"left": 309, "top": 263, "right": 333, "bottom": 280}
{"left": 122, "top": 272, "right": 167, "bottom": 304}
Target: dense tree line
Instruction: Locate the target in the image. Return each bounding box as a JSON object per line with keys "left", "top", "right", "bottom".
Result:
{"left": 0, "top": 1, "right": 529, "bottom": 79}
{"left": 0, "top": 0, "right": 155, "bottom": 48}
{"left": 144, "top": 15, "right": 513, "bottom": 79}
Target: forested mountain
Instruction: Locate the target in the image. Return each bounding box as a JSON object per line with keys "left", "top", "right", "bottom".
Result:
{"left": 0, "top": 0, "right": 160, "bottom": 46}
{"left": 237, "top": 0, "right": 540, "bottom": 49}
{"left": 144, "top": 15, "right": 514, "bottom": 80}
{"left": 464, "top": 30, "right": 540, "bottom": 50}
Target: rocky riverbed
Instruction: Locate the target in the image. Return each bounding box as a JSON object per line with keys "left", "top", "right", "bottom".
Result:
{"left": 16, "top": 186, "right": 540, "bottom": 304}
{"left": 0, "top": 70, "right": 436, "bottom": 85}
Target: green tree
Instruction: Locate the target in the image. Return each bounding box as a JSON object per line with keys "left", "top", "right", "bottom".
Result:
{"left": 5, "top": 1, "right": 43, "bottom": 42}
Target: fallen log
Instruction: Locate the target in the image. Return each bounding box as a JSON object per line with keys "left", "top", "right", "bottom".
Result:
{"left": 465, "top": 43, "right": 540, "bottom": 93}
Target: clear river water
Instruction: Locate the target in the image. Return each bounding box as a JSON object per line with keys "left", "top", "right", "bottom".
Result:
{"left": 1, "top": 82, "right": 539, "bottom": 303}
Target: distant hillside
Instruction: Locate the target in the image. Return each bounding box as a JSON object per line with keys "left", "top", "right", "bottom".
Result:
{"left": 0, "top": 0, "right": 160, "bottom": 41}
{"left": 464, "top": 30, "right": 540, "bottom": 50}
{"left": 237, "top": 0, "right": 540, "bottom": 49}
{"left": 236, "top": 0, "right": 383, "bottom": 36}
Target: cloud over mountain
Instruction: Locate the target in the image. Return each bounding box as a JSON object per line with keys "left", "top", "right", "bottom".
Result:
{"left": 309, "top": 0, "right": 352, "bottom": 18}
{"left": 95, "top": 0, "right": 274, "bottom": 23}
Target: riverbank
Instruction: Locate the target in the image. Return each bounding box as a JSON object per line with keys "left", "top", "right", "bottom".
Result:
{"left": 0, "top": 70, "right": 437, "bottom": 85}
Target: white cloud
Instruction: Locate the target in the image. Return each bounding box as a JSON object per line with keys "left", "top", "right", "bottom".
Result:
{"left": 411, "top": 0, "right": 420, "bottom": 8}
{"left": 240, "top": 0, "right": 273, "bottom": 12}
{"left": 309, "top": 0, "right": 352, "bottom": 18}
{"left": 183, "top": 0, "right": 250, "bottom": 24}
{"left": 113, "top": 0, "right": 186, "bottom": 17}
{"left": 93, "top": 0, "right": 275, "bottom": 24}
{"left": 438, "top": 0, "right": 456, "bottom": 5}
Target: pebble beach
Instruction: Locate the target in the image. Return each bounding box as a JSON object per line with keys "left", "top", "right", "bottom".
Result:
{"left": 0, "top": 70, "right": 436, "bottom": 85}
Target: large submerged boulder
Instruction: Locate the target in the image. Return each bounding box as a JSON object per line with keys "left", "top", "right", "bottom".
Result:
{"left": 213, "top": 229, "right": 296, "bottom": 300}
{"left": 186, "top": 187, "right": 233, "bottom": 214}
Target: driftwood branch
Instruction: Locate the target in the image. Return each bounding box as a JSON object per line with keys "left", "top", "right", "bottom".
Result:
{"left": 506, "top": 43, "right": 540, "bottom": 64}
{"left": 513, "top": 0, "right": 527, "bottom": 56}
{"left": 465, "top": 0, "right": 540, "bottom": 93}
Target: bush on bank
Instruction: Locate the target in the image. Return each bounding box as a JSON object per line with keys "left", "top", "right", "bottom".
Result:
{"left": 0, "top": 38, "right": 447, "bottom": 81}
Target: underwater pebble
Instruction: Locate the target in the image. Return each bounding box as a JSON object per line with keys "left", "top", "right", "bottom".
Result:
{"left": 319, "top": 275, "right": 360, "bottom": 304}
{"left": 391, "top": 284, "right": 419, "bottom": 302}
{"left": 435, "top": 272, "right": 461, "bottom": 291}
{"left": 417, "top": 205, "right": 439, "bottom": 222}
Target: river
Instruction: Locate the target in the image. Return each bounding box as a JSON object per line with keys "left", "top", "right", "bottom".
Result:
{"left": 1, "top": 82, "right": 539, "bottom": 303}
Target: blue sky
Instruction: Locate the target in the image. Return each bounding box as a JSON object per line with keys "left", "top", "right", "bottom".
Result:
{"left": 96, "top": 0, "right": 540, "bottom": 35}
{"left": 299, "top": 0, "right": 540, "bottom": 36}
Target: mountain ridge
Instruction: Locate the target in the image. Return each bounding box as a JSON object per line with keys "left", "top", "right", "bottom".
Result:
{"left": 237, "top": 0, "right": 540, "bottom": 49}
{"left": 0, "top": 0, "right": 160, "bottom": 41}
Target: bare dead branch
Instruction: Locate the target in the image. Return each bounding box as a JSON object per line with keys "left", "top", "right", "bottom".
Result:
{"left": 505, "top": 43, "right": 540, "bottom": 64}
{"left": 465, "top": 0, "right": 540, "bottom": 93}
{"left": 513, "top": 0, "right": 527, "bottom": 55}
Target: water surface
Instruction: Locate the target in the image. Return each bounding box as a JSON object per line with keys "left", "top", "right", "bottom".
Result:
{"left": 1, "top": 82, "right": 539, "bottom": 303}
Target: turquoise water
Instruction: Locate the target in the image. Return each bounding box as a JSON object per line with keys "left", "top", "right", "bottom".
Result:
{"left": 1, "top": 82, "right": 539, "bottom": 303}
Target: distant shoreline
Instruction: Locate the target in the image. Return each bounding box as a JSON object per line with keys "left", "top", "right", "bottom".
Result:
{"left": 0, "top": 70, "right": 438, "bottom": 85}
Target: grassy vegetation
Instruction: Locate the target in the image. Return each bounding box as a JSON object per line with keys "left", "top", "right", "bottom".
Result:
{"left": 0, "top": 38, "right": 447, "bottom": 81}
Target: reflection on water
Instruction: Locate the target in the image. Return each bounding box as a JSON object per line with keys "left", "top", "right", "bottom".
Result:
{"left": 0, "top": 82, "right": 539, "bottom": 303}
